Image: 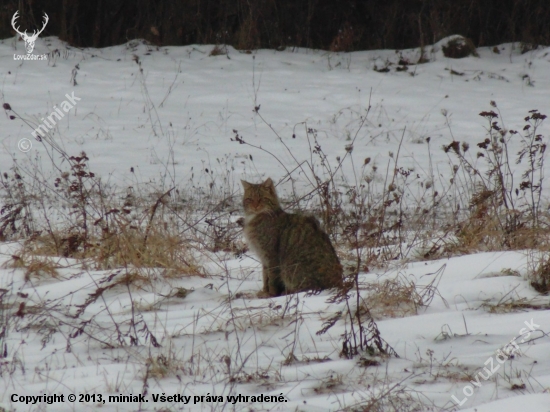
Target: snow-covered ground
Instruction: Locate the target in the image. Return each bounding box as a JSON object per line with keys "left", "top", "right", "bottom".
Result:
{"left": 1, "top": 35, "right": 550, "bottom": 411}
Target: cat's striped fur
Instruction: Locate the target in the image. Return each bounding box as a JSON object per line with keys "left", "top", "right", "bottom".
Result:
{"left": 242, "top": 178, "right": 343, "bottom": 296}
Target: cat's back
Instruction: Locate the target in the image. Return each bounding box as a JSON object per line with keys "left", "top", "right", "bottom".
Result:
{"left": 245, "top": 208, "right": 338, "bottom": 261}
{"left": 279, "top": 213, "right": 337, "bottom": 259}
{"left": 278, "top": 212, "right": 343, "bottom": 292}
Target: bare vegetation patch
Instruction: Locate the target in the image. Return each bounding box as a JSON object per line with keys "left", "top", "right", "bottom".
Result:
{"left": 528, "top": 253, "right": 550, "bottom": 295}
{"left": 365, "top": 277, "right": 424, "bottom": 319}
{"left": 441, "top": 36, "right": 478, "bottom": 59}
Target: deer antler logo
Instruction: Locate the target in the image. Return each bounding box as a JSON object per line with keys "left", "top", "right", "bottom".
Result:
{"left": 11, "top": 11, "right": 49, "bottom": 54}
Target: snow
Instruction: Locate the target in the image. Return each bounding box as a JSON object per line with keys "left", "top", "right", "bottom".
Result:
{"left": 1, "top": 35, "right": 550, "bottom": 411}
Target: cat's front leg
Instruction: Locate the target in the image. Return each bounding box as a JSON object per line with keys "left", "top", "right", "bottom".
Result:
{"left": 262, "top": 263, "right": 285, "bottom": 297}
{"left": 256, "top": 264, "right": 279, "bottom": 298}
{"left": 262, "top": 264, "right": 270, "bottom": 294}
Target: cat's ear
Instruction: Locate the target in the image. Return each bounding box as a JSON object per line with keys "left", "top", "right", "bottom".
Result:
{"left": 262, "top": 177, "right": 274, "bottom": 188}
{"left": 241, "top": 180, "right": 252, "bottom": 189}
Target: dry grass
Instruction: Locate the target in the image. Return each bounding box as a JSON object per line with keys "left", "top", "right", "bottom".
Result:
{"left": 22, "top": 226, "right": 205, "bottom": 279}
{"left": 313, "top": 373, "right": 345, "bottom": 394}
{"left": 529, "top": 255, "right": 550, "bottom": 294}
{"left": 343, "top": 384, "right": 429, "bottom": 412}
{"left": 482, "top": 297, "right": 550, "bottom": 314}
{"left": 362, "top": 266, "right": 446, "bottom": 320}
{"left": 2, "top": 251, "right": 60, "bottom": 281}
{"left": 209, "top": 45, "right": 228, "bottom": 56}
{"left": 364, "top": 277, "right": 424, "bottom": 319}
{"left": 448, "top": 199, "right": 545, "bottom": 254}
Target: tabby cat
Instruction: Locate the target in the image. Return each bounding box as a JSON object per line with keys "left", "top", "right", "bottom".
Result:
{"left": 242, "top": 178, "right": 343, "bottom": 297}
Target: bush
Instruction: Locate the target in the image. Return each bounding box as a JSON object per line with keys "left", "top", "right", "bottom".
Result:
{"left": 441, "top": 36, "right": 478, "bottom": 58}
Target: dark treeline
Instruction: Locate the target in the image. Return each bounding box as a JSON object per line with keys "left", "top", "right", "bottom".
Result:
{"left": 1, "top": 0, "right": 549, "bottom": 51}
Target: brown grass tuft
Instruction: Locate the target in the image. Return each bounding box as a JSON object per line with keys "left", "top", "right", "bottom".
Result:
{"left": 529, "top": 255, "right": 550, "bottom": 294}
{"left": 364, "top": 277, "right": 424, "bottom": 319}
{"left": 2, "top": 252, "right": 60, "bottom": 281}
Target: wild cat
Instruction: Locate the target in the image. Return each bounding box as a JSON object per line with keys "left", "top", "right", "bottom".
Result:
{"left": 242, "top": 178, "right": 343, "bottom": 297}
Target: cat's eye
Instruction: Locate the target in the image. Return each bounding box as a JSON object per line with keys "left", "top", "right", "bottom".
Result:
{"left": 243, "top": 199, "right": 251, "bottom": 205}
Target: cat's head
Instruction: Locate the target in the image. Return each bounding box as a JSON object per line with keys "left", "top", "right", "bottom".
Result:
{"left": 241, "top": 178, "right": 281, "bottom": 215}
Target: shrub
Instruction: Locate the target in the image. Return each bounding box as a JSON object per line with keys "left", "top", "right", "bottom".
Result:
{"left": 441, "top": 36, "right": 478, "bottom": 58}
